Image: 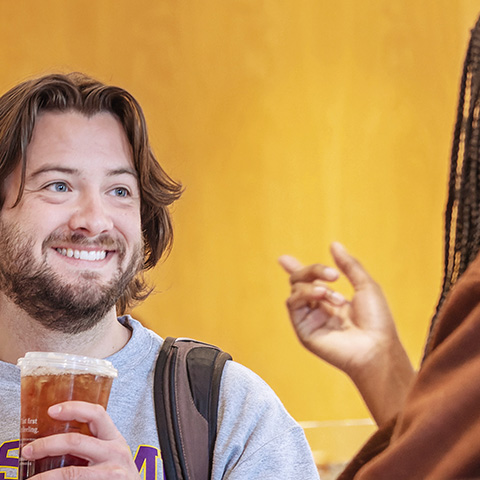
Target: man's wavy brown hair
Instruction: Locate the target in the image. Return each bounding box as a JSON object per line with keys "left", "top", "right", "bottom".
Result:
{"left": 0, "top": 72, "right": 182, "bottom": 314}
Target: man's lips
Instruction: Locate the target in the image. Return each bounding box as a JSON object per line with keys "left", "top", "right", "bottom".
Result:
{"left": 54, "top": 247, "right": 110, "bottom": 261}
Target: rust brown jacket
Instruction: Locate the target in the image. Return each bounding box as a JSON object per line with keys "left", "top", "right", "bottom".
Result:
{"left": 340, "top": 253, "right": 480, "bottom": 479}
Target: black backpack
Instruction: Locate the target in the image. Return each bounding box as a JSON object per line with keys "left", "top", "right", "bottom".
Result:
{"left": 153, "top": 337, "right": 232, "bottom": 480}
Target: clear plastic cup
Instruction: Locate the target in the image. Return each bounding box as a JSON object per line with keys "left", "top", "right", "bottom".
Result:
{"left": 17, "top": 352, "right": 117, "bottom": 479}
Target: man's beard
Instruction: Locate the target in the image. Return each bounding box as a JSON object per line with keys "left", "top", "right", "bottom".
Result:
{"left": 0, "top": 220, "right": 143, "bottom": 334}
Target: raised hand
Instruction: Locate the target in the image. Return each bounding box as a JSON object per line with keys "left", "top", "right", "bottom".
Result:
{"left": 279, "top": 242, "right": 415, "bottom": 425}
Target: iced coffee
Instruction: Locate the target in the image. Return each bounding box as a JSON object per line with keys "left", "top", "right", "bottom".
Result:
{"left": 17, "top": 352, "right": 117, "bottom": 479}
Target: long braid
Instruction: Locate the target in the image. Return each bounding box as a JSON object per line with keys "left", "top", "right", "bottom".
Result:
{"left": 423, "top": 15, "right": 480, "bottom": 359}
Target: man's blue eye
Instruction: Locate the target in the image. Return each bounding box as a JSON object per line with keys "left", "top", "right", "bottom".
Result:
{"left": 114, "top": 187, "right": 128, "bottom": 197}
{"left": 50, "top": 182, "right": 68, "bottom": 192}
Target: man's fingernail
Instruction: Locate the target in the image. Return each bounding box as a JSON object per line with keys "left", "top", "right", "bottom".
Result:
{"left": 49, "top": 405, "right": 62, "bottom": 415}
{"left": 22, "top": 445, "right": 32, "bottom": 458}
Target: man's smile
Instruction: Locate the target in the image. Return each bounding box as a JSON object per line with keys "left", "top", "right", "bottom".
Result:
{"left": 55, "top": 248, "right": 109, "bottom": 261}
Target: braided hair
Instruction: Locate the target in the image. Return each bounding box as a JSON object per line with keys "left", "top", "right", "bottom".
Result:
{"left": 424, "top": 14, "right": 480, "bottom": 357}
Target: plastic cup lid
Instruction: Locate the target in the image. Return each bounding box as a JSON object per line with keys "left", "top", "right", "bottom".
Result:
{"left": 17, "top": 351, "right": 118, "bottom": 377}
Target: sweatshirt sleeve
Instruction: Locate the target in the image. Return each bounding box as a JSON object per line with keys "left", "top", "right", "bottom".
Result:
{"left": 211, "top": 361, "right": 319, "bottom": 479}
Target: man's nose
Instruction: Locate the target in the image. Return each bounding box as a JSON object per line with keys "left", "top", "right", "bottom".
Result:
{"left": 68, "top": 193, "right": 114, "bottom": 236}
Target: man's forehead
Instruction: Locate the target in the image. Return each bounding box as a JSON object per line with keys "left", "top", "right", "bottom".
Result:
{"left": 29, "top": 110, "right": 128, "bottom": 143}
{"left": 24, "top": 111, "right": 136, "bottom": 174}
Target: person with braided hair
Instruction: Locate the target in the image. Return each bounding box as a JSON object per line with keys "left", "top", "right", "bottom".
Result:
{"left": 280, "top": 12, "right": 480, "bottom": 480}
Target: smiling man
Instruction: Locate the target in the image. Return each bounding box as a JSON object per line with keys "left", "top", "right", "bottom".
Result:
{"left": 0, "top": 111, "right": 142, "bottom": 339}
{"left": 0, "top": 73, "right": 318, "bottom": 480}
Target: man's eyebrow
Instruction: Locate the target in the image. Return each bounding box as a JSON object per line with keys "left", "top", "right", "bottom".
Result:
{"left": 29, "top": 166, "right": 78, "bottom": 178}
{"left": 107, "top": 168, "right": 138, "bottom": 179}
{"left": 28, "top": 166, "right": 138, "bottom": 179}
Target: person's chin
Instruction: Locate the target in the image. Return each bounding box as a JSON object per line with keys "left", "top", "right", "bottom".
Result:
{"left": 56, "top": 264, "right": 118, "bottom": 281}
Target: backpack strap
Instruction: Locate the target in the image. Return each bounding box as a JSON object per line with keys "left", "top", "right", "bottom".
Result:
{"left": 154, "top": 337, "right": 232, "bottom": 480}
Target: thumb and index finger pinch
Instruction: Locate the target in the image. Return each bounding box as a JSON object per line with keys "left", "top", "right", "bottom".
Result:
{"left": 279, "top": 242, "right": 373, "bottom": 290}
{"left": 278, "top": 254, "right": 339, "bottom": 286}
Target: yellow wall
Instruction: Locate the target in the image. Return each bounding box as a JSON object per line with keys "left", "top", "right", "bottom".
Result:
{"left": 0, "top": 0, "right": 479, "bottom": 422}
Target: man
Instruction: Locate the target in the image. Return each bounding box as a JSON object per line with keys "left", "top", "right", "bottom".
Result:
{"left": 0, "top": 72, "right": 319, "bottom": 479}
{"left": 280, "top": 12, "right": 480, "bottom": 480}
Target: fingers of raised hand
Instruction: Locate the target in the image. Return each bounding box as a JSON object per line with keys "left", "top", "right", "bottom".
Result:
{"left": 278, "top": 255, "right": 304, "bottom": 274}
{"left": 287, "top": 281, "right": 346, "bottom": 312}
{"left": 330, "top": 242, "right": 375, "bottom": 289}
{"left": 287, "top": 263, "right": 340, "bottom": 286}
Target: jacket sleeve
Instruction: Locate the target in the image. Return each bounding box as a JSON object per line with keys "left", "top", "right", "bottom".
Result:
{"left": 348, "top": 254, "right": 480, "bottom": 480}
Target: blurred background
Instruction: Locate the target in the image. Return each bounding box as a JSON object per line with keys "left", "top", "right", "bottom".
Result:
{"left": 1, "top": 0, "right": 479, "bottom": 423}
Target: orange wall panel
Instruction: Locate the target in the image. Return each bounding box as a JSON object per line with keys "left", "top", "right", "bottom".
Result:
{"left": 0, "top": 0, "right": 479, "bottom": 422}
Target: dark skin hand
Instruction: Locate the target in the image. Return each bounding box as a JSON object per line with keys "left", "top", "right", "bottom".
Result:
{"left": 279, "top": 242, "right": 415, "bottom": 426}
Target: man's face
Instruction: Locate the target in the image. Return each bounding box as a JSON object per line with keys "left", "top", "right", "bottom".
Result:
{"left": 0, "top": 111, "right": 143, "bottom": 333}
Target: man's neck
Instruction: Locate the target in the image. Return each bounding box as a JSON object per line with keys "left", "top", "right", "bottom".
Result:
{"left": 0, "top": 294, "right": 132, "bottom": 364}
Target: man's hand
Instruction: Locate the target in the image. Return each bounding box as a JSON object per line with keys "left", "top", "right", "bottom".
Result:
{"left": 279, "top": 242, "right": 415, "bottom": 425}
{"left": 21, "top": 401, "right": 141, "bottom": 479}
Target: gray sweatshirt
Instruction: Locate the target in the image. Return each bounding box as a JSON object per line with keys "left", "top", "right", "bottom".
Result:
{"left": 0, "top": 316, "right": 319, "bottom": 479}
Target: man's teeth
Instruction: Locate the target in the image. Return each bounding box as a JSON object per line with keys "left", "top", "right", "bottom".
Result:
{"left": 56, "top": 248, "right": 107, "bottom": 261}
